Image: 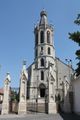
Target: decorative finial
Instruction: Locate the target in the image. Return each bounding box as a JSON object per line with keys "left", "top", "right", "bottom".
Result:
{"left": 6, "top": 72, "right": 11, "bottom": 82}
{"left": 6, "top": 72, "right": 10, "bottom": 75}
{"left": 40, "top": 10, "right": 47, "bottom": 17}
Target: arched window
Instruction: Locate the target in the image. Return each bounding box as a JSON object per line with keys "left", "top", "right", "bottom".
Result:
{"left": 41, "top": 47, "right": 43, "bottom": 51}
{"left": 40, "top": 47, "right": 43, "bottom": 55}
{"left": 35, "top": 33, "right": 38, "bottom": 45}
{"left": 48, "top": 47, "right": 51, "bottom": 55}
{"left": 40, "top": 31, "right": 44, "bottom": 43}
{"left": 41, "top": 71, "right": 44, "bottom": 80}
{"left": 47, "top": 31, "right": 50, "bottom": 43}
{"left": 41, "top": 58, "right": 44, "bottom": 66}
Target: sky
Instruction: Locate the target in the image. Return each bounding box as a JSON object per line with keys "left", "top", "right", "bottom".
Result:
{"left": 0, "top": 0, "right": 80, "bottom": 88}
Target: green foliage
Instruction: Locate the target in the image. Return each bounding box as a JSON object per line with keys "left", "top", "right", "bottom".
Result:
{"left": 74, "top": 14, "right": 80, "bottom": 25}
{"left": 69, "top": 31, "right": 80, "bottom": 46}
{"left": 69, "top": 14, "right": 80, "bottom": 76}
{"left": 75, "top": 62, "right": 80, "bottom": 76}
{"left": 75, "top": 50, "right": 80, "bottom": 59}
{"left": 10, "top": 90, "right": 19, "bottom": 102}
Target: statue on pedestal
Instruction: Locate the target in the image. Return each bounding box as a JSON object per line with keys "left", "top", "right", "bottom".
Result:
{"left": 18, "top": 61, "right": 28, "bottom": 114}
{"left": 1, "top": 73, "right": 11, "bottom": 115}
{"left": 63, "top": 76, "right": 71, "bottom": 113}
{"left": 47, "top": 62, "right": 57, "bottom": 114}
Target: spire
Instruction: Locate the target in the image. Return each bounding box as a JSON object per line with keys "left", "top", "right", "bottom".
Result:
{"left": 6, "top": 72, "right": 11, "bottom": 82}
{"left": 39, "top": 10, "right": 48, "bottom": 25}
{"left": 22, "top": 60, "right": 26, "bottom": 70}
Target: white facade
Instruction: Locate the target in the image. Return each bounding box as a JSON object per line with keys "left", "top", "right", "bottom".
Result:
{"left": 73, "top": 75, "right": 80, "bottom": 114}
{"left": 27, "top": 11, "right": 74, "bottom": 113}
{"left": 27, "top": 10, "right": 56, "bottom": 100}
{"left": 27, "top": 58, "right": 73, "bottom": 100}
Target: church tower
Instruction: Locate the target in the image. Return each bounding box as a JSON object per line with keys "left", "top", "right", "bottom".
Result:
{"left": 27, "top": 10, "right": 73, "bottom": 114}
{"left": 34, "top": 10, "right": 55, "bottom": 68}
{"left": 31, "top": 10, "right": 57, "bottom": 113}
{"left": 33, "top": 10, "right": 57, "bottom": 99}
{"left": 27, "top": 11, "right": 57, "bottom": 111}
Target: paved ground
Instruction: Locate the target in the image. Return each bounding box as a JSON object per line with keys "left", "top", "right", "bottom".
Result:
{"left": 0, "top": 113, "right": 63, "bottom": 120}
{"left": 0, "top": 113, "right": 80, "bottom": 120}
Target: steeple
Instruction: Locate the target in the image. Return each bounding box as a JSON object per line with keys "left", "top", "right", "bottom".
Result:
{"left": 34, "top": 10, "right": 55, "bottom": 61}
{"left": 39, "top": 10, "right": 48, "bottom": 25}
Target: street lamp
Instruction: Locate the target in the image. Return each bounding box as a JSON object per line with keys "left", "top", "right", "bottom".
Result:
{"left": 65, "top": 59, "right": 72, "bottom": 67}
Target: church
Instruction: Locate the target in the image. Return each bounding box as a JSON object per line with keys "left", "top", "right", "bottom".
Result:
{"left": 27, "top": 10, "right": 73, "bottom": 109}
{"left": 1, "top": 10, "right": 74, "bottom": 115}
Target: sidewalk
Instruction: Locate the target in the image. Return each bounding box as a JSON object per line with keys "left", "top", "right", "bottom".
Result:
{"left": 0, "top": 113, "right": 63, "bottom": 120}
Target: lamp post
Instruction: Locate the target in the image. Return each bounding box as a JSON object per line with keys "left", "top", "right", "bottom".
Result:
{"left": 65, "top": 59, "right": 72, "bottom": 67}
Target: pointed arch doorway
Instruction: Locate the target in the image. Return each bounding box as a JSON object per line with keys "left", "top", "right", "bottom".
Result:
{"left": 39, "top": 83, "right": 46, "bottom": 98}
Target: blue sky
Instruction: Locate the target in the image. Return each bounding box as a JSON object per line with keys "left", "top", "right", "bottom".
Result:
{"left": 0, "top": 0, "right": 80, "bottom": 87}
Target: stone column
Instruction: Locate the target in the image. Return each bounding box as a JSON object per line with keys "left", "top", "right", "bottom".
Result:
{"left": 1, "top": 73, "right": 11, "bottom": 115}
{"left": 47, "top": 63, "right": 57, "bottom": 114}
{"left": 18, "top": 61, "right": 28, "bottom": 114}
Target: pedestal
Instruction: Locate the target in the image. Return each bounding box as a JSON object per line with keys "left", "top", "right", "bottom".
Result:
{"left": 1, "top": 102, "right": 9, "bottom": 115}
{"left": 18, "top": 102, "right": 27, "bottom": 114}
{"left": 48, "top": 102, "right": 57, "bottom": 114}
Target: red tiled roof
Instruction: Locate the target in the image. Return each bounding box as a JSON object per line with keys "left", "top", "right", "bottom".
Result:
{"left": 0, "top": 88, "right": 3, "bottom": 95}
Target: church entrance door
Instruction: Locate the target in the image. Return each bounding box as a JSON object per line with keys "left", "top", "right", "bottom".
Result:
{"left": 39, "top": 83, "right": 46, "bottom": 98}
{"left": 40, "top": 88, "right": 45, "bottom": 97}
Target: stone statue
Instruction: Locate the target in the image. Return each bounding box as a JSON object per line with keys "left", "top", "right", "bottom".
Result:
{"left": 63, "top": 76, "right": 71, "bottom": 113}
{"left": 18, "top": 61, "right": 28, "bottom": 114}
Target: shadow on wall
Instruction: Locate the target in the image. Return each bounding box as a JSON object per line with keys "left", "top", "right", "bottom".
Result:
{"left": 57, "top": 77, "right": 80, "bottom": 120}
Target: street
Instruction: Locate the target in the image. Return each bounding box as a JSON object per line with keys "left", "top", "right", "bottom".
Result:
{"left": 0, "top": 113, "right": 80, "bottom": 120}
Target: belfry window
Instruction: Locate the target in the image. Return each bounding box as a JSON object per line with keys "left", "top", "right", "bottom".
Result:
{"left": 35, "top": 33, "right": 38, "bottom": 45}
{"left": 41, "top": 47, "right": 43, "bottom": 51}
{"left": 40, "top": 31, "right": 44, "bottom": 43}
{"left": 40, "top": 47, "right": 43, "bottom": 55}
{"left": 41, "top": 58, "right": 44, "bottom": 66}
{"left": 47, "top": 31, "right": 50, "bottom": 43}
{"left": 41, "top": 71, "right": 44, "bottom": 80}
{"left": 48, "top": 47, "right": 51, "bottom": 55}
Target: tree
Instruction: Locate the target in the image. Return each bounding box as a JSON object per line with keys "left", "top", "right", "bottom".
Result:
{"left": 69, "top": 14, "right": 80, "bottom": 76}
{"left": 10, "top": 90, "right": 19, "bottom": 102}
